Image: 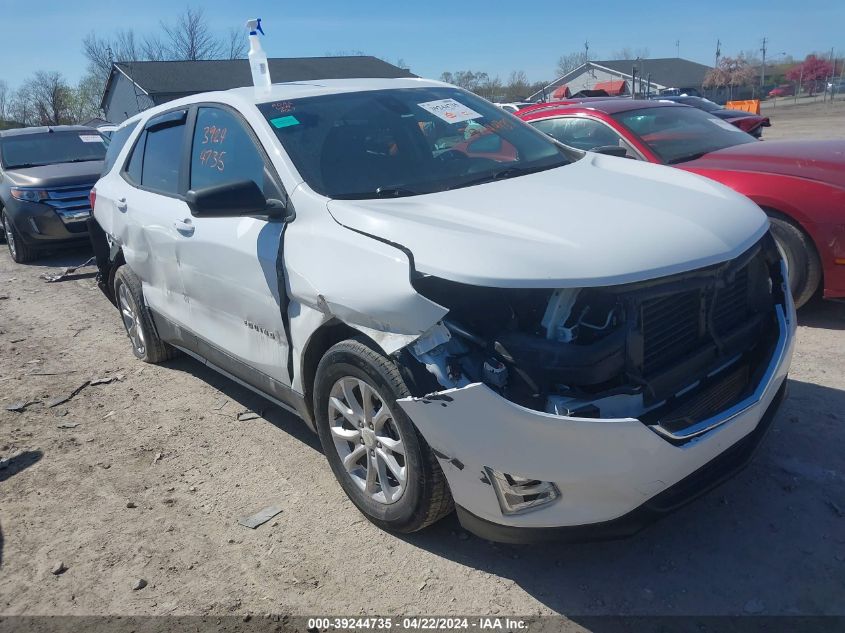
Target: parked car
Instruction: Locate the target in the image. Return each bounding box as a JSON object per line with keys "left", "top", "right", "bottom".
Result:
{"left": 495, "top": 102, "right": 534, "bottom": 114}
{"left": 828, "top": 79, "right": 845, "bottom": 95}
{"left": 768, "top": 85, "right": 794, "bottom": 98}
{"left": 518, "top": 99, "right": 845, "bottom": 308}
{"left": 0, "top": 126, "right": 105, "bottom": 263}
{"left": 90, "top": 79, "right": 793, "bottom": 543}
{"left": 653, "top": 95, "right": 771, "bottom": 137}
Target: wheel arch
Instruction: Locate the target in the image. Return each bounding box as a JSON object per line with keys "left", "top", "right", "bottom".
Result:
{"left": 299, "top": 320, "right": 388, "bottom": 427}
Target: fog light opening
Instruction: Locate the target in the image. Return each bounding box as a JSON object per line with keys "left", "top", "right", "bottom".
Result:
{"left": 484, "top": 467, "right": 560, "bottom": 515}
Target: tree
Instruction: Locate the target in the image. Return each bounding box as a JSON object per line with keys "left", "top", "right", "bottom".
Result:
{"left": 786, "top": 54, "right": 834, "bottom": 95}
{"left": 24, "top": 71, "right": 74, "bottom": 125}
{"left": 161, "top": 6, "right": 223, "bottom": 61}
{"left": 439, "top": 70, "right": 490, "bottom": 92}
{"left": 225, "top": 28, "right": 247, "bottom": 60}
{"left": 504, "top": 70, "right": 530, "bottom": 101}
{"left": 703, "top": 55, "right": 755, "bottom": 99}
{"left": 611, "top": 47, "right": 650, "bottom": 60}
{"left": 0, "top": 80, "right": 9, "bottom": 123}
{"left": 555, "top": 52, "right": 587, "bottom": 77}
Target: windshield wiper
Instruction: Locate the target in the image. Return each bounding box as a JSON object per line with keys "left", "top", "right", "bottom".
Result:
{"left": 6, "top": 162, "right": 47, "bottom": 169}
{"left": 448, "top": 162, "right": 563, "bottom": 191}
{"left": 66, "top": 158, "right": 102, "bottom": 163}
{"left": 331, "top": 187, "right": 422, "bottom": 200}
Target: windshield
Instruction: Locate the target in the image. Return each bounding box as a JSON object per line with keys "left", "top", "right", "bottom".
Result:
{"left": 0, "top": 131, "right": 106, "bottom": 170}
{"left": 612, "top": 106, "right": 757, "bottom": 164}
{"left": 676, "top": 97, "right": 722, "bottom": 112}
{"left": 258, "top": 87, "right": 574, "bottom": 199}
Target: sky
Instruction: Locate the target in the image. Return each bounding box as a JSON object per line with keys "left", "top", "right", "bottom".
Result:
{"left": 0, "top": 0, "right": 843, "bottom": 90}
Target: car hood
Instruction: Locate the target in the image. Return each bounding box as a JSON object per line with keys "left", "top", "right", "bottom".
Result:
{"left": 327, "top": 153, "right": 768, "bottom": 288}
{"left": 682, "top": 140, "right": 845, "bottom": 188}
{"left": 2, "top": 161, "right": 104, "bottom": 188}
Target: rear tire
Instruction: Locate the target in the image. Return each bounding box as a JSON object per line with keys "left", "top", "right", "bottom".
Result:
{"left": 2, "top": 211, "right": 38, "bottom": 264}
{"left": 313, "top": 337, "right": 453, "bottom": 533}
{"left": 767, "top": 215, "right": 821, "bottom": 309}
{"left": 113, "top": 266, "right": 177, "bottom": 363}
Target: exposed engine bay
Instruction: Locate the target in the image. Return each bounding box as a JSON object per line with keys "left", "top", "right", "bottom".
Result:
{"left": 403, "top": 233, "right": 785, "bottom": 440}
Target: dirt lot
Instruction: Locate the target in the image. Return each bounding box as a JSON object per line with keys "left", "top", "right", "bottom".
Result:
{"left": 2, "top": 106, "right": 845, "bottom": 620}
{"left": 762, "top": 98, "right": 845, "bottom": 140}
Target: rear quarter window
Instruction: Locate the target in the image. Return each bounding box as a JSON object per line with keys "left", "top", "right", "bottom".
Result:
{"left": 103, "top": 122, "right": 139, "bottom": 175}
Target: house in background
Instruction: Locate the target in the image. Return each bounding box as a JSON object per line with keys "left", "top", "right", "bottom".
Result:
{"left": 101, "top": 57, "right": 416, "bottom": 123}
{"left": 530, "top": 58, "right": 713, "bottom": 101}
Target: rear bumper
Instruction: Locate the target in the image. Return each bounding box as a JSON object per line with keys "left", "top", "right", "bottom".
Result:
{"left": 3, "top": 197, "right": 90, "bottom": 248}
{"left": 398, "top": 300, "right": 795, "bottom": 542}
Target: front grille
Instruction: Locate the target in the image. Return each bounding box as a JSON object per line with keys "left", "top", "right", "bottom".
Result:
{"left": 43, "top": 184, "right": 95, "bottom": 225}
{"left": 642, "top": 291, "right": 701, "bottom": 375}
{"left": 640, "top": 259, "right": 754, "bottom": 378}
{"left": 712, "top": 265, "right": 749, "bottom": 334}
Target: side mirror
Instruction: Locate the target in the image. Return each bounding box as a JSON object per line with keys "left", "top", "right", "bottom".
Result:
{"left": 185, "top": 179, "right": 286, "bottom": 219}
{"left": 592, "top": 145, "right": 629, "bottom": 158}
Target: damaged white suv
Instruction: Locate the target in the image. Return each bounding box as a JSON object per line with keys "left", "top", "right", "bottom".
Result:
{"left": 90, "top": 78, "right": 795, "bottom": 543}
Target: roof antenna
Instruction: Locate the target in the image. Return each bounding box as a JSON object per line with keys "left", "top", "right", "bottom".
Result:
{"left": 246, "top": 18, "right": 271, "bottom": 95}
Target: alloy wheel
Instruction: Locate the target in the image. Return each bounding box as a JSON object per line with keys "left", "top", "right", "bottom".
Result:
{"left": 327, "top": 377, "right": 407, "bottom": 505}
{"left": 118, "top": 282, "right": 146, "bottom": 356}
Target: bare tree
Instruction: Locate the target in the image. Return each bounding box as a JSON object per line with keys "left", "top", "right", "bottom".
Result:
{"left": 140, "top": 34, "right": 171, "bottom": 61}
{"left": 555, "top": 52, "right": 587, "bottom": 77}
{"left": 21, "top": 71, "right": 74, "bottom": 125}
{"left": 225, "top": 27, "right": 247, "bottom": 60}
{"left": 611, "top": 47, "right": 650, "bottom": 60}
{"left": 161, "top": 6, "right": 223, "bottom": 60}
{"left": 504, "top": 70, "right": 530, "bottom": 100}
{"left": 0, "top": 80, "right": 9, "bottom": 123}
{"left": 439, "top": 70, "right": 490, "bottom": 93}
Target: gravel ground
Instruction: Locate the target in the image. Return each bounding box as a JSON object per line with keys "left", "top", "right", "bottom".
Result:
{"left": 762, "top": 98, "right": 845, "bottom": 140}
{"left": 1, "top": 106, "right": 845, "bottom": 619}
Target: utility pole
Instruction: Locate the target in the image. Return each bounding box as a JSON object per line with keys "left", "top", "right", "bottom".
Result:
{"left": 676, "top": 40, "right": 680, "bottom": 58}
{"left": 760, "top": 37, "right": 768, "bottom": 90}
{"left": 715, "top": 39, "right": 722, "bottom": 67}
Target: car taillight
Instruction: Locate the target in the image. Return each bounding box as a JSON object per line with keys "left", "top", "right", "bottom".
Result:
{"left": 89, "top": 187, "right": 96, "bottom": 211}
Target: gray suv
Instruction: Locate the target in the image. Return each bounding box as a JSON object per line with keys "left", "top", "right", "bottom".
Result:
{"left": 0, "top": 126, "right": 106, "bottom": 263}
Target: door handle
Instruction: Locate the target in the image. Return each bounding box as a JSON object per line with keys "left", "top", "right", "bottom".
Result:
{"left": 116, "top": 198, "right": 127, "bottom": 212}
{"left": 173, "top": 219, "right": 195, "bottom": 236}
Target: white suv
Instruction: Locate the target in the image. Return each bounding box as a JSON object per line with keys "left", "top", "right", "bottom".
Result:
{"left": 91, "top": 78, "right": 794, "bottom": 543}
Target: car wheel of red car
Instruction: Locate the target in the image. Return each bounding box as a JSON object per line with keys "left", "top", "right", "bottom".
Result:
{"left": 767, "top": 215, "right": 821, "bottom": 309}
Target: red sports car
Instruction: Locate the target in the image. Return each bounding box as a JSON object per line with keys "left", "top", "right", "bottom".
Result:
{"left": 517, "top": 100, "right": 845, "bottom": 307}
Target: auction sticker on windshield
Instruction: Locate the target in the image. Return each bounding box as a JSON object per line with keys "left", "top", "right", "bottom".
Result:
{"left": 418, "top": 98, "right": 482, "bottom": 124}
{"left": 79, "top": 135, "right": 104, "bottom": 143}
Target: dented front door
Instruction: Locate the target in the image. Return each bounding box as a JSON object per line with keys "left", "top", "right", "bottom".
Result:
{"left": 177, "top": 105, "right": 291, "bottom": 386}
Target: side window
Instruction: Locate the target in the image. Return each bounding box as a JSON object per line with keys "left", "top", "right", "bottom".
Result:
{"left": 125, "top": 130, "right": 146, "bottom": 184}
{"left": 141, "top": 113, "right": 187, "bottom": 195}
{"left": 190, "top": 107, "right": 278, "bottom": 197}
{"left": 103, "top": 122, "right": 139, "bottom": 175}
{"left": 532, "top": 117, "right": 636, "bottom": 157}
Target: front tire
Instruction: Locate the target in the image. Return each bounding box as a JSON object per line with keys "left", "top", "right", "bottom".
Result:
{"left": 2, "top": 211, "right": 38, "bottom": 263}
{"left": 313, "top": 338, "right": 453, "bottom": 533}
{"left": 768, "top": 215, "right": 821, "bottom": 309}
{"left": 113, "top": 266, "right": 176, "bottom": 363}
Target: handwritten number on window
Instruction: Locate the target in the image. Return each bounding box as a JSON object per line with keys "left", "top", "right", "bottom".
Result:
{"left": 199, "top": 149, "right": 226, "bottom": 172}
{"left": 202, "top": 126, "right": 228, "bottom": 144}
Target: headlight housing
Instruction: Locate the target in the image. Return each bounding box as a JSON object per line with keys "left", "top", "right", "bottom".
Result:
{"left": 10, "top": 187, "right": 48, "bottom": 203}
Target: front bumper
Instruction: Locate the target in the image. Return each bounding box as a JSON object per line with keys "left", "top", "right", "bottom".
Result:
{"left": 3, "top": 198, "right": 91, "bottom": 248}
{"left": 397, "top": 304, "right": 795, "bottom": 542}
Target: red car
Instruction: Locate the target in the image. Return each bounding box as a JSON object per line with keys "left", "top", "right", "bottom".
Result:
{"left": 517, "top": 100, "right": 845, "bottom": 307}
{"left": 768, "top": 85, "right": 795, "bottom": 98}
